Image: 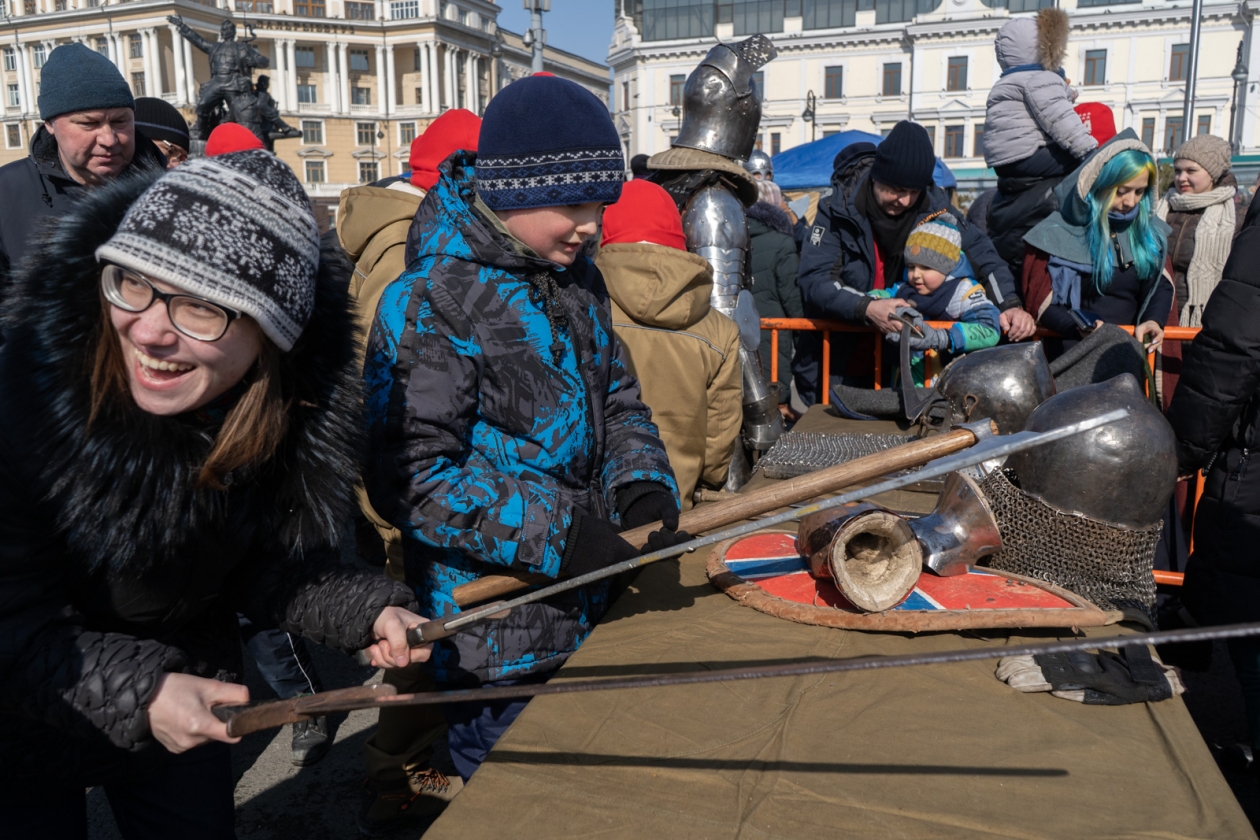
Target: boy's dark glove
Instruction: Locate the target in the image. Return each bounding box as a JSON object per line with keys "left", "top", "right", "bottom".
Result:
{"left": 560, "top": 513, "right": 639, "bottom": 579}
{"left": 617, "top": 481, "right": 680, "bottom": 531}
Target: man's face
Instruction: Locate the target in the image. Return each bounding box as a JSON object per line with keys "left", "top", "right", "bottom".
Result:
{"left": 221, "top": 21, "right": 235, "bottom": 40}
{"left": 871, "top": 180, "right": 922, "bottom": 217}
{"left": 46, "top": 108, "right": 136, "bottom": 186}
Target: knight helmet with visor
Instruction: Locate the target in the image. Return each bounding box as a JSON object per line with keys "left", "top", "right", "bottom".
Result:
{"left": 933, "top": 342, "right": 1056, "bottom": 434}
{"left": 673, "top": 34, "right": 777, "bottom": 162}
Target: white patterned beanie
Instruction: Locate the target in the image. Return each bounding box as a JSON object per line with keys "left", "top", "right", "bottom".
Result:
{"left": 475, "top": 74, "right": 625, "bottom": 211}
{"left": 95, "top": 150, "right": 319, "bottom": 352}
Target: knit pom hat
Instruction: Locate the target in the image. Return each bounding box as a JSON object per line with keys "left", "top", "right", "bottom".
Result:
{"left": 38, "top": 42, "right": 134, "bottom": 121}
{"left": 95, "top": 150, "right": 319, "bottom": 352}
{"left": 601, "top": 180, "right": 686, "bottom": 251}
{"left": 1074, "top": 102, "right": 1117, "bottom": 145}
{"left": 134, "top": 97, "right": 191, "bottom": 150}
{"left": 410, "top": 108, "right": 480, "bottom": 191}
{"left": 1173, "top": 134, "right": 1233, "bottom": 183}
{"left": 904, "top": 212, "right": 962, "bottom": 276}
{"left": 871, "top": 121, "right": 936, "bottom": 191}
{"left": 205, "top": 122, "right": 264, "bottom": 156}
{"left": 476, "top": 75, "right": 624, "bottom": 211}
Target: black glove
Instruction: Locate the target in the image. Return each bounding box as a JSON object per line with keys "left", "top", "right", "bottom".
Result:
{"left": 617, "top": 481, "right": 680, "bottom": 531}
{"left": 560, "top": 513, "right": 639, "bottom": 578}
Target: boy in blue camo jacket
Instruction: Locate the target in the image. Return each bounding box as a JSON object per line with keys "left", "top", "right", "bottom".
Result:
{"left": 363, "top": 75, "right": 682, "bottom": 781}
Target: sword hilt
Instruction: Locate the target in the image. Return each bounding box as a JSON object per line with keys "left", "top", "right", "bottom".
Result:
{"left": 354, "top": 602, "right": 511, "bottom": 666}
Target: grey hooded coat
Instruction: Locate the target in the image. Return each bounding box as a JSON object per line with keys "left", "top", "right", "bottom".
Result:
{"left": 983, "top": 10, "right": 1097, "bottom": 169}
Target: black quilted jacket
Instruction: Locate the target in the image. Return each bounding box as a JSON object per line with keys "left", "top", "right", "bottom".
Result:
{"left": 0, "top": 172, "right": 415, "bottom": 788}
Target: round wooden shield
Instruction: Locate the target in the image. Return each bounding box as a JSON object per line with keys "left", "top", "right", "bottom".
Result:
{"left": 707, "top": 531, "right": 1115, "bottom": 632}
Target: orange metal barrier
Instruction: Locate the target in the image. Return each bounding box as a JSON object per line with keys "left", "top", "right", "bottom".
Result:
{"left": 761, "top": 317, "right": 1204, "bottom": 587}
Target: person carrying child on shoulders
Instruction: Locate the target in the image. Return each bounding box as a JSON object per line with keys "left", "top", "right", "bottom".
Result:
{"left": 870, "top": 212, "right": 1002, "bottom": 388}
{"left": 362, "top": 74, "right": 684, "bottom": 784}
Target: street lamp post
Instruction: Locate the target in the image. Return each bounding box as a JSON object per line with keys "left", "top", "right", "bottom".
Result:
{"left": 802, "top": 90, "right": 816, "bottom": 144}
{"left": 523, "top": 0, "right": 548, "bottom": 75}
{"left": 1230, "top": 42, "right": 1249, "bottom": 154}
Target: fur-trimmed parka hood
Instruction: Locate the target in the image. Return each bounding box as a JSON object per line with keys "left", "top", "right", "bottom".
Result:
{"left": 996, "top": 8, "right": 1069, "bottom": 72}
{"left": 0, "top": 168, "right": 364, "bottom": 577}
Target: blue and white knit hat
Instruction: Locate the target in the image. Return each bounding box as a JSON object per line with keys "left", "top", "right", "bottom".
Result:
{"left": 475, "top": 75, "right": 624, "bottom": 211}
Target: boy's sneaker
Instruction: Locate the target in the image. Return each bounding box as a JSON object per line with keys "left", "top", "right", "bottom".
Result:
{"left": 357, "top": 767, "right": 463, "bottom": 836}
{"left": 291, "top": 716, "right": 330, "bottom": 767}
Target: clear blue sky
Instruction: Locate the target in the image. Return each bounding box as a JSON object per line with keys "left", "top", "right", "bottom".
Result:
{"left": 494, "top": 0, "right": 616, "bottom": 68}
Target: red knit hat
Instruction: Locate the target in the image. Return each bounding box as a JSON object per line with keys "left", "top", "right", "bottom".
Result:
{"left": 1074, "top": 103, "right": 1117, "bottom": 145}
{"left": 409, "top": 108, "right": 481, "bottom": 191}
{"left": 205, "top": 122, "right": 265, "bottom": 157}
{"left": 601, "top": 180, "right": 686, "bottom": 251}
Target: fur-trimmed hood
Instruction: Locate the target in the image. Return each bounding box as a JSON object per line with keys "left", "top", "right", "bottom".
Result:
{"left": 995, "top": 8, "right": 1069, "bottom": 72}
{"left": 0, "top": 169, "right": 364, "bottom": 577}
{"left": 747, "top": 199, "right": 795, "bottom": 237}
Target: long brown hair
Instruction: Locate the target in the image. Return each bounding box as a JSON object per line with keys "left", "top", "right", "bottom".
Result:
{"left": 88, "top": 302, "right": 291, "bottom": 490}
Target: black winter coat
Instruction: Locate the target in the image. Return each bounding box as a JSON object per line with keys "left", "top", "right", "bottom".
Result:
{"left": 1167, "top": 222, "right": 1260, "bottom": 626}
{"left": 0, "top": 125, "right": 165, "bottom": 279}
{"left": 748, "top": 201, "right": 802, "bottom": 401}
{"left": 793, "top": 147, "right": 1021, "bottom": 405}
{"left": 0, "top": 173, "right": 415, "bottom": 789}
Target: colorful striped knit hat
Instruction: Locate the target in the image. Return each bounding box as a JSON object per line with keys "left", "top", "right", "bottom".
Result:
{"left": 904, "top": 212, "right": 962, "bottom": 276}
{"left": 475, "top": 75, "right": 625, "bottom": 211}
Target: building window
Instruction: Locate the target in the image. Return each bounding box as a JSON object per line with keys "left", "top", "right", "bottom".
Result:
{"left": 297, "top": 84, "right": 317, "bottom": 104}
{"left": 131, "top": 72, "right": 145, "bottom": 96}
{"left": 357, "top": 121, "right": 377, "bottom": 145}
{"left": 973, "top": 125, "right": 985, "bottom": 158}
{"left": 352, "top": 87, "right": 371, "bottom": 106}
{"left": 824, "top": 65, "right": 843, "bottom": 99}
{"left": 803, "top": 0, "right": 856, "bottom": 28}
{"left": 622, "top": 80, "right": 629, "bottom": 112}
{"left": 31, "top": 44, "right": 44, "bottom": 69}
{"left": 946, "top": 56, "right": 967, "bottom": 92}
{"left": 1084, "top": 50, "right": 1106, "bottom": 87}
{"left": 414, "top": 86, "right": 423, "bottom": 104}
{"left": 399, "top": 121, "right": 416, "bottom": 144}
{"left": 7, "top": 84, "right": 18, "bottom": 107}
{"left": 305, "top": 160, "right": 325, "bottom": 183}
{"left": 95, "top": 38, "right": 110, "bottom": 57}
{"left": 1076, "top": 0, "right": 1140, "bottom": 7}
{"left": 346, "top": 1, "right": 374, "bottom": 18}
{"left": 922, "top": 124, "right": 936, "bottom": 153}
{"left": 751, "top": 70, "right": 764, "bottom": 102}
{"left": 349, "top": 49, "right": 370, "bottom": 72}
{"left": 669, "top": 74, "right": 685, "bottom": 106}
{"left": 1164, "top": 116, "right": 1184, "bottom": 153}
{"left": 1141, "top": 117, "right": 1155, "bottom": 150}
{"left": 641, "top": 0, "right": 715, "bottom": 41}
{"left": 882, "top": 62, "right": 901, "bottom": 96}
{"left": 944, "top": 124, "right": 964, "bottom": 158}
{"left": 770, "top": 132, "right": 781, "bottom": 156}
{"left": 1169, "top": 44, "right": 1190, "bottom": 82}
{"left": 237, "top": 1, "right": 275, "bottom": 10}
{"left": 2, "top": 48, "right": 13, "bottom": 72}
{"left": 1197, "top": 114, "right": 1211, "bottom": 137}
{"left": 359, "top": 160, "right": 379, "bottom": 183}
{"left": 129, "top": 34, "right": 143, "bottom": 59}
{"left": 729, "top": 0, "right": 785, "bottom": 35}
{"left": 979, "top": 0, "right": 1052, "bottom": 9}
{"left": 301, "top": 119, "right": 323, "bottom": 144}
{"left": 5, "top": 123, "right": 20, "bottom": 149}
{"left": 295, "top": 47, "right": 316, "bottom": 68}
{"left": 294, "top": 0, "right": 326, "bottom": 16}
{"left": 876, "top": 0, "right": 937, "bottom": 25}
{"left": 391, "top": 0, "right": 419, "bottom": 18}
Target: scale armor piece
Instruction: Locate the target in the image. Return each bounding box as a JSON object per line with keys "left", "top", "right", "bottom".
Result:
{"left": 980, "top": 468, "right": 1160, "bottom": 617}
{"left": 674, "top": 35, "right": 778, "bottom": 161}
{"left": 753, "top": 431, "right": 912, "bottom": 480}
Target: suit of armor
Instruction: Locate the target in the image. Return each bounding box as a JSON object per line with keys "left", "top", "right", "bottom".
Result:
{"left": 652, "top": 35, "right": 783, "bottom": 490}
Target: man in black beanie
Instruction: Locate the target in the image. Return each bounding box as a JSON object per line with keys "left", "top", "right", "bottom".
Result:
{"left": 793, "top": 120, "right": 1037, "bottom": 404}
{"left": 0, "top": 43, "right": 165, "bottom": 281}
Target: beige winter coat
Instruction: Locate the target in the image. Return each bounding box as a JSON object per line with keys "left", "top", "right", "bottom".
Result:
{"left": 596, "top": 242, "right": 742, "bottom": 509}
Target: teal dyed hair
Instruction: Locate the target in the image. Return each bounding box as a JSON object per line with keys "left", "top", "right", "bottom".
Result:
{"left": 1086, "top": 149, "right": 1164, "bottom": 291}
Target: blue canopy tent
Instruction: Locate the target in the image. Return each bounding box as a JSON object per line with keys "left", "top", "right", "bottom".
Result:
{"left": 771, "top": 129, "right": 956, "bottom": 191}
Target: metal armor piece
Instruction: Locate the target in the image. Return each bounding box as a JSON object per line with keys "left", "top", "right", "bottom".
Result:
{"left": 1008, "top": 374, "right": 1177, "bottom": 530}
{"left": 674, "top": 35, "right": 778, "bottom": 161}
{"left": 798, "top": 505, "right": 923, "bottom": 612}
{"left": 912, "top": 472, "right": 1003, "bottom": 577}
{"left": 743, "top": 150, "right": 774, "bottom": 181}
{"left": 933, "top": 342, "right": 1056, "bottom": 434}
{"left": 753, "top": 431, "right": 910, "bottom": 480}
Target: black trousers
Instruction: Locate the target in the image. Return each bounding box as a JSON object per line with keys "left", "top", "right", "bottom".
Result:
{"left": 6, "top": 742, "right": 235, "bottom": 839}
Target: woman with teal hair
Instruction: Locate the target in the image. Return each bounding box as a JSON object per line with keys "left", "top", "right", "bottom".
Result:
{"left": 1021, "top": 130, "right": 1174, "bottom": 358}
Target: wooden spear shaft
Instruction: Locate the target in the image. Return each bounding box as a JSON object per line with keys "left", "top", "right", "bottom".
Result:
{"left": 450, "top": 424, "right": 994, "bottom": 607}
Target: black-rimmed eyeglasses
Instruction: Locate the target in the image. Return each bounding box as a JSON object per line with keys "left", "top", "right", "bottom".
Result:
{"left": 101, "top": 264, "right": 241, "bottom": 342}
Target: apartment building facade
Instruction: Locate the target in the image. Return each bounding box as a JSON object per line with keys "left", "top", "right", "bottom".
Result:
{"left": 610, "top": 0, "right": 1258, "bottom": 187}
{"left": 0, "top": 0, "right": 610, "bottom": 202}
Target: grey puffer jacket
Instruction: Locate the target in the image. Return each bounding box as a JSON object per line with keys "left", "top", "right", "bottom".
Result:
{"left": 984, "top": 10, "right": 1097, "bottom": 169}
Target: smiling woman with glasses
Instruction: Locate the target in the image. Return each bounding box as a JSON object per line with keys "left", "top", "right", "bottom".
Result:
{"left": 0, "top": 151, "right": 432, "bottom": 839}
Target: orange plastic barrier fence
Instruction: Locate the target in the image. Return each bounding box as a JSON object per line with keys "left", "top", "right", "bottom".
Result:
{"left": 761, "top": 317, "right": 1204, "bottom": 587}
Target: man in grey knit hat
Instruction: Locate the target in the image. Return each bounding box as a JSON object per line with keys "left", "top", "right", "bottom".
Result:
{"left": 0, "top": 42, "right": 165, "bottom": 283}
